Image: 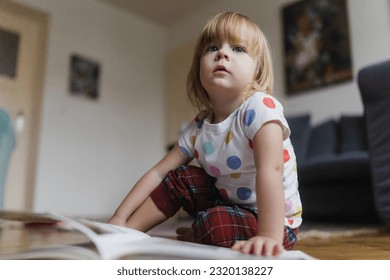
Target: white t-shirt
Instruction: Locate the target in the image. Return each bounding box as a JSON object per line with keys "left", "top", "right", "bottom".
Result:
{"left": 178, "top": 92, "right": 302, "bottom": 228}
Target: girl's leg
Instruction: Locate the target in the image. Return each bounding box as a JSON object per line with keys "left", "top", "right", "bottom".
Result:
{"left": 125, "top": 196, "right": 167, "bottom": 232}
{"left": 192, "top": 205, "right": 257, "bottom": 247}
{"left": 127, "top": 165, "right": 217, "bottom": 232}
{"left": 193, "top": 205, "right": 299, "bottom": 249}
{"left": 149, "top": 165, "right": 218, "bottom": 218}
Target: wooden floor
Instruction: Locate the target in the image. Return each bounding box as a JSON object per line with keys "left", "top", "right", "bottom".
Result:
{"left": 3, "top": 210, "right": 387, "bottom": 260}
{"left": 295, "top": 226, "right": 390, "bottom": 260}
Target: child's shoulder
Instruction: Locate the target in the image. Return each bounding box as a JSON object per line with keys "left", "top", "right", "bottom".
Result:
{"left": 243, "top": 91, "right": 283, "bottom": 110}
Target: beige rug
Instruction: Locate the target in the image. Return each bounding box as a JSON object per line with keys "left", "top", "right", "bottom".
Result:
{"left": 298, "top": 224, "right": 387, "bottom": 240}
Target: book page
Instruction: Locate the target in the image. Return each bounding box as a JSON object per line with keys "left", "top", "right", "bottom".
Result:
{"left": 0, "top": 211, "right": 315, "bottom": 260}
{"left": 57, "top": 217, "right": 314, "bottom": 260}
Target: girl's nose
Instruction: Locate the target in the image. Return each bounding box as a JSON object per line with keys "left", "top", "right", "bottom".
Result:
{"left": 215, "top": 48, "right": 230, "bottom": 61}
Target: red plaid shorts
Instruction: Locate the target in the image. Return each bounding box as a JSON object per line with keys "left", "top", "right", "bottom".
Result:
{"left": 150, "top": 165, "right": 299, "bottom": 250}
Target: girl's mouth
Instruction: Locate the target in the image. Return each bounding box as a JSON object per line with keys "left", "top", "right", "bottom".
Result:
{"left": 214, "top": 65, "right": 229, "bottom": 73}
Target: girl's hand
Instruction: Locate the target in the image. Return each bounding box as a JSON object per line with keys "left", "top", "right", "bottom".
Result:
{"left": 231, "top": 236, "right": 284, "bottom": 257}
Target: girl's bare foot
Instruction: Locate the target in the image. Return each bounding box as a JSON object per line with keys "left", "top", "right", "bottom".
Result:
{"left": 176, "top": 227, "right": 197, "bottom": 243}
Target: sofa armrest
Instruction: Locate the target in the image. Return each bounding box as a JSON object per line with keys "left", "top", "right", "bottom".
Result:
{"left": 358, "top": 59, "right": 390, "bottom": 224}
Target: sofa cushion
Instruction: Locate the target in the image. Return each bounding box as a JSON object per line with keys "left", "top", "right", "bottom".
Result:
{"left": 298, "top": 151, "right": 370, "bottom": 184}
{"left": 307, "top": 119, "right": 337, "bottom": 159}
{"left": 287, "top": 114, "right": 311, "bottom": 164}
{"left": 339, "top": 115, "right": 368, "bottom": 153}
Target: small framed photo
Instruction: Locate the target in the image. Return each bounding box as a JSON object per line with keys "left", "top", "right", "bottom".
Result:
{"left": 69, "top": 54, "right": 100, "bottom": 100}
{"left": 282, "top": 0, "right": 353, "bottom": 94}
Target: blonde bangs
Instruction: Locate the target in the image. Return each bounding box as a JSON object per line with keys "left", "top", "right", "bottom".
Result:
{"left": 200, "top": 13, "right": 261, "bottom": 57}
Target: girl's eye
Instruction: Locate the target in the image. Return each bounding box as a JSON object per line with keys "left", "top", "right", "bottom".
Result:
{"left": 233, "top": 46, "right": 246, "bottom": 53}
{"left": 206, "top": 45, "right": 219, "bottom": 52}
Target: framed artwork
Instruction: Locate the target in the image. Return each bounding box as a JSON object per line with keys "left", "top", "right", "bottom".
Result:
{"left": 0, "top": 28, "right": 20, "bottom": 78}
{"left": 282, "top": 0, "right": 352, "bottom": 94}
{"left": 69, "top": 54, "right": 100, "bottom": 100}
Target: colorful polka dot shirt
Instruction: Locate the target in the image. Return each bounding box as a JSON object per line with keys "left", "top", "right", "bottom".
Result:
{"left": 178, "top": 92, "right": 302, "bottom": 228}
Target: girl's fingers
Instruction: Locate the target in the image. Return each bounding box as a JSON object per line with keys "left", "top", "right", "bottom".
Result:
{"left": 232, "top": 238, "right": 284, "bottom": 257}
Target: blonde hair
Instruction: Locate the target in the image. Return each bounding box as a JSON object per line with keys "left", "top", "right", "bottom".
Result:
{"left": 187, "top": 12, "right": 274, "bottom": 113}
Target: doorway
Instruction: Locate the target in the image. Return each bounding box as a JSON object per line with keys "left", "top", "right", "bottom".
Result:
{"left": 0, "top": 1, "right": 48, "bottom": 210}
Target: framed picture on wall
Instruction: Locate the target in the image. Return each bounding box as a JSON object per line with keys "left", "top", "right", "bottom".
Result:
{"left": 69, "top": 54, "right": 100, "bottom": 100}
{"left": 282, "top": 0, "right": 353, "bottom": 95}
{"left": 0, "top": 28, "right": 20, "bottom": 79}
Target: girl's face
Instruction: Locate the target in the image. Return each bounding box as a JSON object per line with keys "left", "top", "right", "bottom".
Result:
{"left": 199, "top": 36, "right": 257, "bottom": 101}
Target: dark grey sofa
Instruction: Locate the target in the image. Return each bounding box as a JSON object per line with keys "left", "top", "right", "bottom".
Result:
{"left": 358, "top": 59, "right": 390, "bottom": 224}
{"left": 287, "top": 114, "right": 378, "bottom": 222}
{"left": 287, "top": 59, "right": 390, "bottom": 224}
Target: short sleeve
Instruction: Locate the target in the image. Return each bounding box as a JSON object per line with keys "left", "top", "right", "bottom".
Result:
{"left": 241, "top": 93, "right": 290, "bottom": 140}
{"left": 177, "top": 112, "right": 206, "bottom": 158}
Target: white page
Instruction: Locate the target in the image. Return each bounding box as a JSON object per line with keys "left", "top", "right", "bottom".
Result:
{"left": 55, "top": 216, "right": 315, "bottom": 260}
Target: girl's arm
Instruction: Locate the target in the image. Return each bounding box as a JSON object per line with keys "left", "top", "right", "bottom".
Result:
{"left": 232, "top": 121, "right": 285, "bottom": 256}
{"left": 108, "top": 144, "right": 191, "bottom": 226}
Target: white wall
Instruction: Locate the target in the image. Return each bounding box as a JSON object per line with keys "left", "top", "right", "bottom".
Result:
{"left": 168, "top": 0, "right": 390, "bottom": 123}
{"left": 15, "top": 0, "right": 167, "bottom": 218}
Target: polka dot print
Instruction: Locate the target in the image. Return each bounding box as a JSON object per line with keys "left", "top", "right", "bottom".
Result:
{"left": 284, "top": 149, "right": 290, "bottom": 163}
{"left": 209, "top": 166, "right": 221, "bottom": 176}
{"left": 203, "top": 141, "right": 215, "bottom": 155}
{"left": 191, "top": 135, "right": 197, "bottom": 147}
{"left": 225, "top": 131, "right": 233, "bottom": 144}
{"left": 179, "top": 146, "right": 190, "bottom": 157}
{"left": 293, "top": 206, "right": 303, "bottom": 218}
{"left": 194, "top": 115, "right": 204, "bottom": 129}
{"left": 243, "top": 109, "right": 256, "bottom": 126}
{"left": 219, "top": 188, "right": 229, "bottom": 201}
{"left": 196, "top": 119, "right": 204, "bottom": 129}
{"left": 263, "top": 97, "right": 276, "bottom": 109}
{"left": 230, "top": 173, "right": 241, "bottom": 179}
{"left": 227, "top": 156, "right": 241, "bottom": 170}
{"left": 237, "top": 187, "right": 252, "bottom": 200}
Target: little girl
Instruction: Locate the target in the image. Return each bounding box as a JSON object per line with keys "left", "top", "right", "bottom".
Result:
{"left": 109, "top": 12, "right": 302, "bottom": 257}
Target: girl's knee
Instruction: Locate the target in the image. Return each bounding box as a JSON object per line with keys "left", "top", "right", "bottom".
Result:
{"left": 192, "top": 206, "right": 234, "bottom": 247}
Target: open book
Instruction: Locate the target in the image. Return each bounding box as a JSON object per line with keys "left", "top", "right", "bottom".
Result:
{"left": 0, "top": 211, "right": 314, "bottom": 260}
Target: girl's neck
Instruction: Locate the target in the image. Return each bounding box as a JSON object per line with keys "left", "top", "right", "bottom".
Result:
{"left": 210, "top": 95, "right": 244, "bottom": 124}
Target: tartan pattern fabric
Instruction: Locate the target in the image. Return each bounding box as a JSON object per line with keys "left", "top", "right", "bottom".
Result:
{"left": 150, "top": 165, "right": 299, "bottom": 250}
{"left": 192, "top": 205, "right": 257, "bottom": 247}
{"left": 150, "top": 165, "right": 219, "bottom": 218}
{"left": 193, "top": 206, "right": 298, "bottom": 249}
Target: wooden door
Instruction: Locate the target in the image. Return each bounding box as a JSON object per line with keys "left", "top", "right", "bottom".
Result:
{"left": 0, "top": 1, "right": 48, "bottom": 210}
